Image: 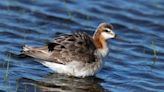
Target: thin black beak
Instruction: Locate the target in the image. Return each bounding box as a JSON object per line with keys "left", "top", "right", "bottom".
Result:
{"left": 114, "top": 34, "right": 117, "bottom": 38}
{"left": 113, "top": 35, "right": 131, "bottom": 43}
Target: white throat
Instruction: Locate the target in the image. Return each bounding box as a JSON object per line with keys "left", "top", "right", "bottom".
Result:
{"left": 97, "top": 47, "right": 108, "bottom": 57}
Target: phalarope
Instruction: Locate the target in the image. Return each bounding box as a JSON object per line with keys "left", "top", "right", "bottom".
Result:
{"left": 21, "top": 23, "right": 116, "bottom": 77}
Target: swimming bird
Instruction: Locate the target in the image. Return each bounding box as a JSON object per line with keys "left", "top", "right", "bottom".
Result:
{"left": 21, "top": 23, "right": 116, "bottom": 77}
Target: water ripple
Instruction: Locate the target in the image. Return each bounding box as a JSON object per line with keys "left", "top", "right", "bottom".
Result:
{"left": 0, "top": 0, "right": 164, "bottom": 92}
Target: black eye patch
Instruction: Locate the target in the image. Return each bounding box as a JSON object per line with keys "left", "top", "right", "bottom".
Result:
{"left": 104, "top": 30, "right": 109, "bottom": 32}
{"left": 104, "top": 29, "right": 112, "bottom": 33}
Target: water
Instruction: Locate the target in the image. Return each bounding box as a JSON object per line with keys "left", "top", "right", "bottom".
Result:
{"left": 0, "top": 0, "right": 164, "bottom": 92}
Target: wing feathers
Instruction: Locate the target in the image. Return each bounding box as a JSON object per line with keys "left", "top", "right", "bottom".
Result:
{"left": 22, "top": 32, "right": 97, "bottom": 64}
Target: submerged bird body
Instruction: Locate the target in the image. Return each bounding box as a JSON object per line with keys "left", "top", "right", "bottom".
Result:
{"left": 22, "top": 23, "right": 116, "bottom": 77}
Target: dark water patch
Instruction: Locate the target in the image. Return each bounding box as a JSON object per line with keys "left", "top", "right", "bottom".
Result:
{"left": 0, "top": 4, "right": 31, "bottom": 14}
{"left": 31, "top": 11, "right": 79, "bottom": 26}
{"left": 17, "top": 74, "right": 106, "bottom": 92}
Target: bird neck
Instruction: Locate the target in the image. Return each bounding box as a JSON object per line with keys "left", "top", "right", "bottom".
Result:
{"left": 93, "top": 32, "right": 108, "bottom": 57}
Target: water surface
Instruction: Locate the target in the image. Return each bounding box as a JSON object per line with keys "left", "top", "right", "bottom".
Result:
{"left": 0, "top": 0, "right": 164, "bottom": 92}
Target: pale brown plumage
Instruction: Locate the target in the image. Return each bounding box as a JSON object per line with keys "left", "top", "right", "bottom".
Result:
{"left": 23, "top": 32, "right": 98, "bottom": 64}
{"left": 21, "top": 23, "right": 116, "bottom": 77}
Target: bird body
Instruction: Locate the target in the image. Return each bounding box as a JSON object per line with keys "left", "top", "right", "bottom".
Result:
{"left": 22, "top": 23, "right": 116, "bottom": 77}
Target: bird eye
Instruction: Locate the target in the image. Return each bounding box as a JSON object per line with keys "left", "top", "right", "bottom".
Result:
{"left": 104, "top": 28, "right": 112, "bottom": 33}
{"left": 104, "top": 30, "right": 109, "bottom": 32}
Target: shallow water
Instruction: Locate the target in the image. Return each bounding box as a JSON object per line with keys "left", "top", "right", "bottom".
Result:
{"left": 0, "top": 0, "right": 164, "bottom": 92}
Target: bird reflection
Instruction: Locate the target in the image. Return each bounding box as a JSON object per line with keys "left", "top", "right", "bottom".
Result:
{"left": 17, "top": 73, "right": 107, "bottom": 92}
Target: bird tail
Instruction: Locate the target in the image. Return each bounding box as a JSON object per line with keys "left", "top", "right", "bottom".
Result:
{"left": 21, "top": 45, "right": 51, "bottom": 60}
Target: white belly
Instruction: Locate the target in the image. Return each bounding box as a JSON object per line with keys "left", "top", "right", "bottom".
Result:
{"left": 41, "top": 60, "right": 102, "bottom": 77}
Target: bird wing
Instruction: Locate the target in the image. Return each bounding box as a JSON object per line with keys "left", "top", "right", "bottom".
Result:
{"left": 46, "top": 32, "right": 98, "bottom": 64}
